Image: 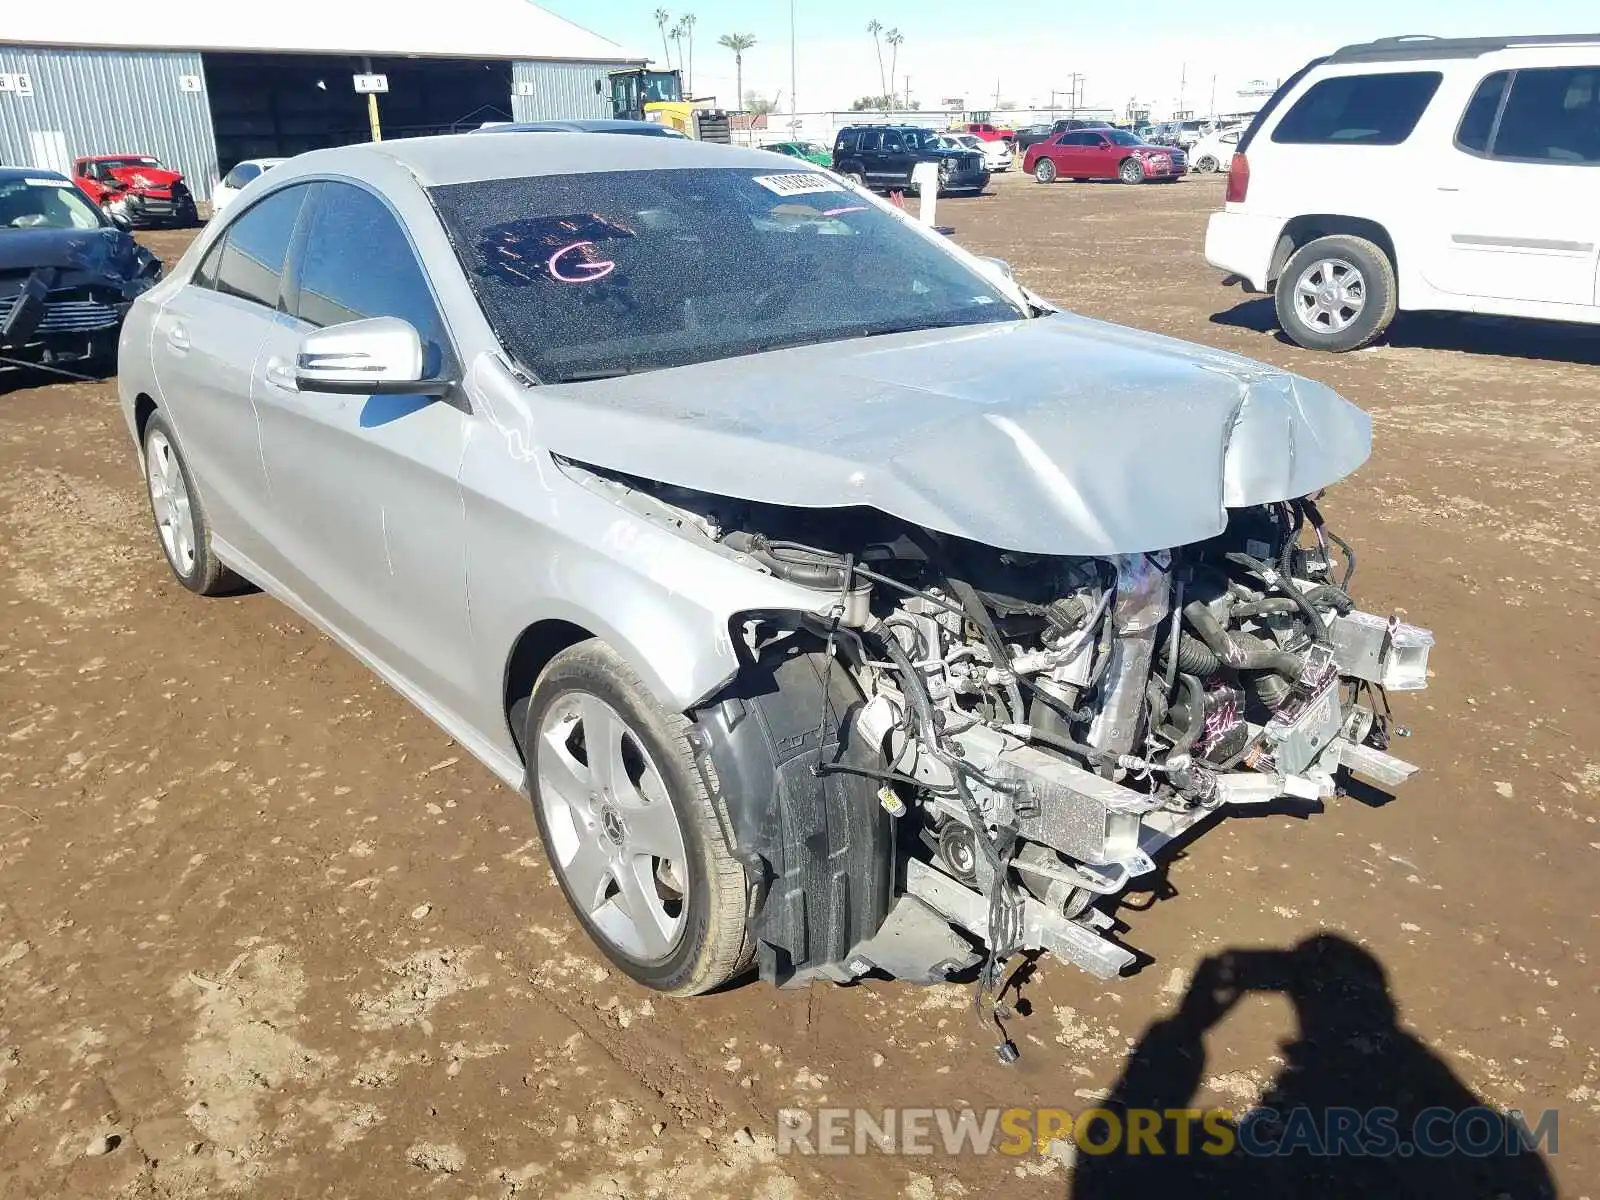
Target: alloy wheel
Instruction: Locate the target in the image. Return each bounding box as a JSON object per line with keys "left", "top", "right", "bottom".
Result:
{"left": 536, "top": 692, "right": 689, "bottom": 962}
{"left": 1293, "top": 257, "right": 1367, "bottom": 335}
{"left": 145, "top": 430, "right": 196, "bottom": 576}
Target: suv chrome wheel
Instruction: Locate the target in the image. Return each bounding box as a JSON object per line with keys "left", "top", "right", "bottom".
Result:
{"left": 1292, "top": 257, "right": 1366, "bottom": 335}
{"left": 1035, "top": 158, "right": 1057, "bottom": 183}
{"left": 536, "top": 691, "right": 689, "bottom": 962}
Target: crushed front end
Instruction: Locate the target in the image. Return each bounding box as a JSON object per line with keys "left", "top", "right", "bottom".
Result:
{"left": 663, "top": 486, "right": 1433, "bottom": 991}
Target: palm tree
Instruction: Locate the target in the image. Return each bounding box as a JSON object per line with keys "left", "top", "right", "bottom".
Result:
{"left": 885, "top": 28, "right": 904, "bottom": 106}
{"left": 718, "top": 34, "right": 757, "bottom": 114}
{"left": 680, "top": 13, "right": 698, "bottom": 96}
{"left": 670, "top": 19, "right": 687, "bottom": 84}
{"left": 866, "top": 20, "right": 886, "bottom": 103}
{"left": 654, "top": 9, "right": 673, "bottom": 68}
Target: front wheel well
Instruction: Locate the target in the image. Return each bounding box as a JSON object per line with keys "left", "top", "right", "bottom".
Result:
{"left": 133, "top": 393, "right": 158, "bottom": 443}
{"left": 504, "top": 619, "right": 594, "bottom": 761}
{"left": 1269, "top": 216, "right": 1398, "bottom": 287}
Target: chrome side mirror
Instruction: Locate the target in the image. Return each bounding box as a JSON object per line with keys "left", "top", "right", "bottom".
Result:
{"left": 295, "top": 316, "right": 452, "bottom": 396}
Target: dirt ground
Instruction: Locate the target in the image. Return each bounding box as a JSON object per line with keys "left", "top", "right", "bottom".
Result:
{"left": 1, "top": 171, "right": 1597, "bottom": 1199}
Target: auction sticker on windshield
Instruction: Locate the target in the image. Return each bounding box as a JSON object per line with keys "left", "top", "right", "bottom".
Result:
{"left": 753, "top": 173, "right": 841, "bottom": 197}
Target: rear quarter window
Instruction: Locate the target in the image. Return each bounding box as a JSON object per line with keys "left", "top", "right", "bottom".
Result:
{"left": 1271, "top": 70, "right": 1443, "bottom": 146}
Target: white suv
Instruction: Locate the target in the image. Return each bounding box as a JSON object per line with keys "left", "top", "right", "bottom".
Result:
{"left": 1205, "top": 34, "right": 1600, "bottom": 351}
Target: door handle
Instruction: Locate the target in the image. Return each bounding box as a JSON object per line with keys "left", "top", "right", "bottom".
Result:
{"left": 164, "top": 323, "right": 190, "bottom": 352}
{"left": 263, "top": 357, "right": 298, "bottom": 391}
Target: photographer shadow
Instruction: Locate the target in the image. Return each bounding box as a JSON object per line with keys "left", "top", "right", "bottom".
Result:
{"left": 1071, "top": 934, "right": 1556, "bottom": 1199}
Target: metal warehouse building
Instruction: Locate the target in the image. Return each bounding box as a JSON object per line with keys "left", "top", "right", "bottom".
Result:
{"left": 0, "top": 0, "right": 645, "bottom": 200}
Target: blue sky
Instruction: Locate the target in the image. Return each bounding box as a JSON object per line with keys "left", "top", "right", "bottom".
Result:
{"left": 544, "top": 0, "right": 1596, "bottom": 116}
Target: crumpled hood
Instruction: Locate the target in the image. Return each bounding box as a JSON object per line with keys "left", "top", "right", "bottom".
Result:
{"left": 523, "top": 312, "right": 1372, "bottom": 556}
{"left": 0, "top": 227, "right": 152, "bottom": 278}
{"left": 104, "top": 165, "right": 182, "bottom": 191}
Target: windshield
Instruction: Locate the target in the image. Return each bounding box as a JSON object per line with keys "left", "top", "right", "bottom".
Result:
{"left": 0, "top": 178, "right": 107, "bottom": 230}
{"left": 93, "top": 157, "right": 161, "bottom": 171}
{"left": 430, "top": 167, "right": 1022, "bottom": 383}
{"left": 1107, "top": 130, "right": 1144, "bottom": 146}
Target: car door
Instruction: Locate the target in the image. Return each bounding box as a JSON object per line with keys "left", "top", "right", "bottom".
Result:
{"left": 879, "top": 129, "right": 914, "bottom": 187}
{"left": 148, "top": 183, "right": 312, "bottom": 571}
{"left": 1084, "top": 134, "right": 1119, "bottom": 177}
{"left": 252, "top": 180, "right": 478, "bottom": 718}
{"left": 854, "top": 129, "right": 885, "bottom": 183}
{"left": 1425, "top": 65, "right": 1600, "bottom": 308}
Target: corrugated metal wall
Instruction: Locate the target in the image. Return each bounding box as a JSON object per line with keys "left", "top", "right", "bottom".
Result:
{"left": 511, "top": 60, "right": 621, "bottom": 122}
{"left": 0, "top": 47, "right": 219, "bottom": 199}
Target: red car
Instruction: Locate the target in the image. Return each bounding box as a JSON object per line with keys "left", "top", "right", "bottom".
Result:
{"left": 73, "top": 154, "right": 198, "bottom": 228}
{"left": 956, "top": 121, "right": 1016, "bottom": 145}
{"left": 1023, "top": 129, "right": 1188, "bottom": 185}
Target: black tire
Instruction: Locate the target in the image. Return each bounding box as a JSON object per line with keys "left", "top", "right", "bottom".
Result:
{"left": 1193, "top": 155, "right": 1219, "bottom": 174}
{"left": 1034, "top": 157, "right": 1057, "bottom": 184}
{"left": 1119, "top": 157, "right": 1146, "bottom": 185}
{"left": 525, "top": 640, "right": 754, "bottom": 995}
{"left": 841, "top": 168, "right": 866, "bottom": 189}
{"left": 1274, "top": 235, "right": 1398, "bottom": 353}
{"left": 140, "top": 410, "right": 244, "bottom": 596}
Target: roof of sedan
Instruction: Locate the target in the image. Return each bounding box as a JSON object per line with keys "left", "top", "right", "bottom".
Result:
{"left": 281, "top": 133, "right": 793, "bottom": 188}
{"left": 0, "top": 166, "right": 69, "bottom": 182}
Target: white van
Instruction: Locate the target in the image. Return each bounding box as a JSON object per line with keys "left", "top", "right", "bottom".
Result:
{"left": 1204, "top": 34, "right": 1600, "bottom": 351}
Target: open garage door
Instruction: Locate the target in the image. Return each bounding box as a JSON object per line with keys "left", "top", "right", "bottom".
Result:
{"left": 203, "top": 52, "right": 512, "bottom": 176}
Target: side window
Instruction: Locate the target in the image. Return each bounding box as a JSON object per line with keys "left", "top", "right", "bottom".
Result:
{"left": 207, "top": 184, "right": 309, "bottom": 308}
{"left": 1490, "top": 66, "right": 1600, "bottom": 164}
{"left": 882, "top": 131, "right": 905, "bottom": 153}
{"left": 858, "top": 129, "right": 883, "bottom": 153}
{"left": 293, "top": 183, "right": 450, "bottom": 374}
{"left": 1456, "top": 71, "right": 1511, "bottom": 153}
{"left": 223, "top": 163, "right": 261, "bottom": 189}
{"left": 1271, "top": 71, "right": 1443, "bottom": 145}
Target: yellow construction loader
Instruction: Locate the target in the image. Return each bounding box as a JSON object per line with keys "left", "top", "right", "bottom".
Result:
{"left": 607, "top": 68, "right": 731, "bottom": 143}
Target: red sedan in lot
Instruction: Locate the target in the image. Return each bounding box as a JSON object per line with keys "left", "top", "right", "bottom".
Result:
{"left": 1023, "top": 129, "right": 1188, "bottom": 185}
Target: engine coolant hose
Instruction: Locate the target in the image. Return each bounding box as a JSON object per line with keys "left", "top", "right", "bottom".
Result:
{"left": 1223, "top": 551, "right": 1332, "bottom": 646}
{"left": 1182, "top": 600, "right": 1307, "bottom": 680}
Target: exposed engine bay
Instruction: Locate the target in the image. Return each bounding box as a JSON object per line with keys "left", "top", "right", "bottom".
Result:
{"left": 563, "top": 457, "right": 1434, "bottom": 1019}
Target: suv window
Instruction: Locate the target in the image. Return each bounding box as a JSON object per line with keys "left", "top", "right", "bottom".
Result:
{"left": 858, "top": 129, "right": 883, "bottom": 152}
{"left": 882, "top": 130, "right": 905, "bottom": 153}
{"left": 200, "top": 184, "right": 310, "bottom": 307}
{"left": 833, "top": 130, "right": 856, "bottom": 154}
{"left": 1271, "top": 70, "right": 1442, "bottom": 145}
{"left": 1456, "top": 71, "right": 1511, "bottom": 153}
{"left": 1491, "top": 66, "right": 1600, "bottom": 164}
{"left": 223, "top": 162, "right": 261, "bottom": 189}
{"left": 293, "top": 182, "right": 451, "bottom": 374}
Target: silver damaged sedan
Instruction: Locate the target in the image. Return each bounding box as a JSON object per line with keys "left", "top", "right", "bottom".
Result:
{"left": 118, "top": 134, "right": 1434, "bottom": 1007}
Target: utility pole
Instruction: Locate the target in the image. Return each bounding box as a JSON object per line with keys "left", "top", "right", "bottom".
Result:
{"left": 1209, "top": 74, "right": 1217, "bottom": 120}
{"left": 789, "top": 0, "right": 798, "bottom": 135}
{"left": 904, "top": 75, "right": 910, "bottom": 109}
{"left": 1178, "top": 62, "right": 1187, "bottom": 117}
{"left": 362, "top": 56, "right": 382, "bottom": 142}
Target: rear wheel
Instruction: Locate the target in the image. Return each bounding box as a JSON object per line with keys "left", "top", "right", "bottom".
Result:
{"left": 1274, "top": 234, "right": 1398, "bottom": 353}
{"left": 1034, "top": 157, "right": 1057, "bottom": 184}
{"left": 1193, "top": 155, "right": 1219, "bottom": 173}
{"left": 842, "top": 169, "right": 866, "bottom": 188}
{"left": 1119, "top": 158, "right": 1146, "bottom": 185}
{"left": 141, "top": 411, "right": 243, "bottom": 596}
{"left": 526, "top": 640, "right": 753, "bottom": 995}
